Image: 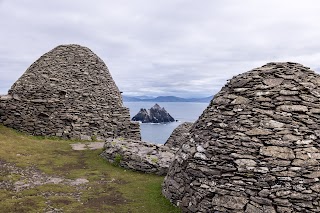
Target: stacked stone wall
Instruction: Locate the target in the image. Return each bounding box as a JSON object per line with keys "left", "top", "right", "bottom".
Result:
{"left": 101, "top": 138, "right": 175, "bottom": 175}
{"left": 163, "top": 62, "right": 320, "bottom": 212}
{"left": 0, "top": 44, "right": 140, "bottom": 140}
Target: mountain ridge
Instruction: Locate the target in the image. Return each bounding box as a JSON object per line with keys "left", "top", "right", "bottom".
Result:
{"left": 123, "top": 95, "right": 213, "bottom": 103}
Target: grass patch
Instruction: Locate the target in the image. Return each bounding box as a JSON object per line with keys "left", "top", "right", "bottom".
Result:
{"left": 0, "top": 195, "right": 47, "bottom": 213}
{"left": 113, "top": 153, "right": 123, "bottom": 166}
{"left": 49, "top": 195, "right": 80, "bottom": 210}
{"left": 0, "top": 125, "right": 180, "bottom": 212}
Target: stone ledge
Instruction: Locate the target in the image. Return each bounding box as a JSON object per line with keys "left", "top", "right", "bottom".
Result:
{"left": 100, "top": 138, "right": 175, "bottom": 175}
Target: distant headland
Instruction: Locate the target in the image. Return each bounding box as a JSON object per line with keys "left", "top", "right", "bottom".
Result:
{"left": 123, "top": 95, "right": 213, "bottom": 103}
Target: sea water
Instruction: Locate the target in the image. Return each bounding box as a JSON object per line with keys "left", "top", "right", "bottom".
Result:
{"left": 124, "top": 102, "right": 208, "bottom": 144}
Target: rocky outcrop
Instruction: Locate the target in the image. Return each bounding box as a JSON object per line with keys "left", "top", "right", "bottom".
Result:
{"left": 164, "top": 122, "right": 193, "bottom": 150}
{"left": 0, "top": 44, "right": 140, "bottom": 140}
{"left": 163, "top": 62, "right": 320, "bottom": 212}
{"left": 100, "top": 138, "right": 175, "bottom": 175}
{"left": 132, "top": 103, "right": 175, "bottom": 123}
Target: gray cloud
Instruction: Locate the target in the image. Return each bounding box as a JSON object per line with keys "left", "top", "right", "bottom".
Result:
{"left": 1, "top": 0, "right": 320, "bottom": 97}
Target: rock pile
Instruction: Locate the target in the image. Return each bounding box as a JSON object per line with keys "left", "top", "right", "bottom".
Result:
{"left": 164, "top": 122, "right": 193, "bottom": 150}
{"left": 132, "top": 103, "right": 175, "bottom": 123}
{"left": 0, "top": 44, "right": 140, "bottom": 140}
{"left": 163, "top": 62, "right": 320, "bottom": 212}
{"left": 100, "top": 138, "right": 175, "bottom": 175}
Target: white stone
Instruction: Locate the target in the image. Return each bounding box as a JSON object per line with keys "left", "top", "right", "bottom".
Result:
{"left": 296, "top": 140, "right": 313, "bottom": 145}
{"left": 194, "top": 152, "right": 207, "bottom": 160}
{"left": 196, "top": 145, "right": 206, "bottom": 153}
{"left": 235, "top": 159, "right": 257, "bottom": 167}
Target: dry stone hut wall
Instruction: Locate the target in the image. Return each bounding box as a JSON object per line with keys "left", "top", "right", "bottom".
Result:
{"left": 101, "top": 122, "right": 194, "bottom": 176}
{"left": 163, "top": 62, "right": 320, "bottom": 212}
{"left": 101, "top": 138, "right": 175, "bottom": 175}
{"left": 164, "top": 122, "right": 193, "bottom": 150}
{"left": 0, "top": 44, "right": 140, "bottom": 140}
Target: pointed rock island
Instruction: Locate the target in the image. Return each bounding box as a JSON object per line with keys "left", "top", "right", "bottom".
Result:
{"left": 132, "top": 103, "right": 175, "bottom": 123}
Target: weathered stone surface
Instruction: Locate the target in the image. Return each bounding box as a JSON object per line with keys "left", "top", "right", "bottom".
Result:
{"left": 231, "top": 96, "right": 250, "bottom": 105}
{"left": 245, "top": 128, "right": 272, "bottom": 136}
{"left": 164, "top": 122, "right": 193, "bottom": 150}
{"left": 235, "top": 159, "right": 257, "bottom": 167}
{"left": 0, "top": 95, "right": 12, "bottom": 101}
{"left": 132, "top": 103, "right": 175, "bottom": 123}
{"left": 277, "top": 105, "right": 308, "bottom": 112}
{"left": 261, "top": 120, "right": 285, "bottom": 128}
{"left": 260, "top": 146, "right": 295, "bottom": 160}
{"left": 310, "top": 183, "right": 320, "bottom": 192}
{"left": 263, "top": 78, "right": 284, "bottom": 87}
{"left": 0, "top": 44, "right": 140, "bottom": 140}
{"left": 100, "top": 138, "right": 175, "bottom": 175}
{"left": 163, "top": 62, "right": 320, "bottom": 212}
{"left": 212, "top": 195, "right": 248, "bottom": 210}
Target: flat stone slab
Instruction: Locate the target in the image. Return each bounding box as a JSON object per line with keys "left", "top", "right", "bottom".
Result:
{"left": 71, "top": 142, "right": 105, "bottom": 151}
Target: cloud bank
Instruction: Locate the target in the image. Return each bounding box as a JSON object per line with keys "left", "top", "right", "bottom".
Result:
{"left": 1, "top": 0, "right": 320, "bottom": 97}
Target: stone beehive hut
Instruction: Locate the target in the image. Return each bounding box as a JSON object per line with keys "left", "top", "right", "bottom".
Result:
{"left": 0, "top": 44, "right": 140, "bottom": 140}
{"left": 163, "top": 62, "right": 320, "bottom": 212}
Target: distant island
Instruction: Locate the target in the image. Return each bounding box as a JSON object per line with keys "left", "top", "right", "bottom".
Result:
{"left": 123, "top": 95, "right": 213, "bottom": 103}
{"left": 132, "top": 103, "right": 175, "bottom": 123}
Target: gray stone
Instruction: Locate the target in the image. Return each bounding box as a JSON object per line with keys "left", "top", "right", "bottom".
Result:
{"left": 260, "top": 146, "right": 295, "bottom": 160}
{"left": 310, "top": 108, "right": 320, "bottom": 114}
{"left": 310, "top": 183, "right": 320, "bottom": 192}
{"left": 245, "top": 128, "right": 272, "bottom": 136}
{"left": 279, "top": 90, "right": 299, "bottom": 95}
{"left": 304, "top": 171, "right": 320, "bottom": 178}
{"left": 235, "top": 159, "right": 257, "bottom": 167}
{"left": 231, "top": 96, "right": 250, "bottom": 105}
{"left": 212, "top": 195, "right": 248, "bottom": 210}
{"left": 0, "top": 95, "right": 12, "bottom": 101}
{"left": 263, "top": 78, "right": 284, "bottom": 87}
{"left": 261, "top": 120, "right": 285, "bottom": 128}
{"left": 80, "top": 135, "right": 91, "bottom": 141}
{"left": 277, "top": 105, "right": 308, "bottom": 112}
{"left": 277, "top": 206, "right": 293, "bottom": 213}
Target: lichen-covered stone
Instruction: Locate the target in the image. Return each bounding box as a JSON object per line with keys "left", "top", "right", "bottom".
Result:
{"left": 163, "top": 62, "right": 320, "bottom": 212}
{"left": 212, "top": 195, "right": 248, "bottom": 210}
{"left": 0, "top": 44, "right": 140, "bottom": 140}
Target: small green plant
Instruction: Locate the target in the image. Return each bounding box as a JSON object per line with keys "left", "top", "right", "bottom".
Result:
{"left": 113, "top": 154, "right": 123, "bottom": 166}
{"left": 151, "top": 157, "right": 158, "bottom": 164}
{"left": 91, "top": 135, "right": 97, "bottom": 141}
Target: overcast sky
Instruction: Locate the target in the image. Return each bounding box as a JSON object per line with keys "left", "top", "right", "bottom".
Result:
{"left": 1, "top": 0, "right": 320, "bottom": 97}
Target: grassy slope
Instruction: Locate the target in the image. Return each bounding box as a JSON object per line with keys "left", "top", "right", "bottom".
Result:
{"left": 0, "top": 125, "right": 180, "bottom": 213}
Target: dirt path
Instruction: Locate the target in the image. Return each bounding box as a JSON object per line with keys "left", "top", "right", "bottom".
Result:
{"left": 70, "top": 142, "right": 105, "bottom": 151}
